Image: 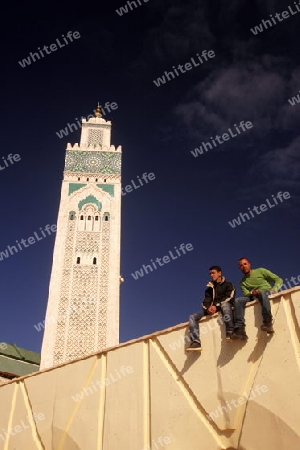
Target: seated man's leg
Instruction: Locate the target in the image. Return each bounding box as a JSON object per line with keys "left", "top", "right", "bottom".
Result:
{"left": 234, "top": 297, "right": 250, "bottom": 327}
{"left": 257, "top": 290, "right": 272, "bottom": 323}
{"left": 188, "top": 311, "right": 204, "bottom": 343}
{"left": 232, "top": 297, "right": 249, "bottom": 339}
{"left": 187, "top": 311, "right": 206, "bottom": 351}
{"left": 220, "top": 302, "right": 234, "bottom": 338}
{"left": 257, "top": 290, "right": 274, "bottom": 332}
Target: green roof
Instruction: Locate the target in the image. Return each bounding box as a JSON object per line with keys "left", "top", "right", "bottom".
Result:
{"left": 0, "top": 344, "right": 40, "bottom": 364}
{"left": 0, "top": 344, "right": 40, "bottom": 377}
{"left": 0, "top": 356, "right": 39, "bottom": 377}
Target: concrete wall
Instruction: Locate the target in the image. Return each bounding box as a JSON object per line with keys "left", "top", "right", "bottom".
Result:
{"left": 0, "top": 288, "right": 299, "bottom": 450}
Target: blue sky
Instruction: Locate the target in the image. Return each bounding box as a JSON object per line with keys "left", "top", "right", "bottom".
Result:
{"left": 1, "top": 0, "right": 300, "bottom": 353}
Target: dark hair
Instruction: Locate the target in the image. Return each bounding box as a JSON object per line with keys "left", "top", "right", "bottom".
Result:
{"left": 238, "top": 257, "right": 250, "bottom": 263}
{"left": 209, "top": 265, "right": 222, "bottom": 272}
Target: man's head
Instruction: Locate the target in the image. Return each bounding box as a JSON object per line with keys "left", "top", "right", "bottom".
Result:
{"left": 209, "top": 265, "right": 222, "bottom": 282}
{"left": 238, "top": 258, "right": 251, "bottom": 275}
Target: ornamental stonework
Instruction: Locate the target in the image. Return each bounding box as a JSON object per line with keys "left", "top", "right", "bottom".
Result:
{"left": 40, "top": 113, "right": 121, "bottom": 370}
{"left": 98, "top": 220, "right": 110, "bottom": 347}
{"left": 76, "top": 232, "right": 100, "bottom": 252}
{"left": 65, "top": 151, "right": 121, "bottom": 174}
{"left": 53, "top": 219, "right": 76, "bottom": 365}
{"left": 66, "top": 265, "right": 99, "bottom": 361}
{"left": 53, "top": 212, "right": 111, "bottom": 365}
{"left": 87, "top": 129, "right": 103, "bottom": 147}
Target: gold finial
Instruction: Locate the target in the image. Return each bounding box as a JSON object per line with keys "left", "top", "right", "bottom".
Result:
{"left": 94, "top": 102, "right": 102, "bottom": 118}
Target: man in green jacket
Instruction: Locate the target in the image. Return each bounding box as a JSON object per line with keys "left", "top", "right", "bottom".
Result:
{"left": 232, "top": 257, "right": 283, "bottom": 340}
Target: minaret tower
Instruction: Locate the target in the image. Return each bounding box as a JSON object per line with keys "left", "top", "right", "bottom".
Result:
{"left": 40, "top": 105, "right": 122, "bottom": 369}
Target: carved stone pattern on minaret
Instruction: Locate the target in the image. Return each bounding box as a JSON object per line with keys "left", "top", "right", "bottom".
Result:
{"left": 87, "top": 129, "right": 103, "bottom": 147}
{"left": 40, "top": 116, "right": 121, "bottom": 368}
{"left": 66, "top": 265, "right": 98, "bottom": 361}
{"left": 52, "top": 213, "right": 111, "bottom": 364}
{"left": 98, "top": 220, "right": 110, "bottom": 347}
{"left": 65, "top": 151, "right": 121, "bottom": 174}
{"left": 75, "top": 232, "right": 100, "bottom": 252}
{"left": 53, "top": 218, "right": 76, "bottom": 365}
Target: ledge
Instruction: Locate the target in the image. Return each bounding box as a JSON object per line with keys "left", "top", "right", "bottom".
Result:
{"left": 1, "top": 286, "right": 299, "bottom": 387}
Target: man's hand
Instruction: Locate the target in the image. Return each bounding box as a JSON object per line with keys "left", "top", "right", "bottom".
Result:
{"left": 208, "top": 305, "right": 217, "bottom": 314}
{"left": 251, "top": 289, "right": 260, "bottom": 296}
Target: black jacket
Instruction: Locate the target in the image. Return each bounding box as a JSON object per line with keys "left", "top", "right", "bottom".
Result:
{"left": 202, "top": 277, "right": 235, "bottom": 310}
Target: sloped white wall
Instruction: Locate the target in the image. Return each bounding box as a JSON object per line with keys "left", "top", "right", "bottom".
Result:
{"left": 0, "top": 288, "right": 299, "bottom": 450}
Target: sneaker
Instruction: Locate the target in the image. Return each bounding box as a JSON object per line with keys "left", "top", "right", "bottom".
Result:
{"left": 231, "top": 327, "right": 248, "bottom": 340}
{"left": 261, "top": 322, "right": 274, "bottom": 333}
{"left": 226, "top": 331, "right": 234, "bottom": 341}
{"left": 186, "top": 341, "right": 202, "bottom": 352}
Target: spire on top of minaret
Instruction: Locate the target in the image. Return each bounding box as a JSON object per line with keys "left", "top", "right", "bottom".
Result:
{"left": 94, "top": 102, "right": 102, "bottom": 118}
{"left": 79, "top": 103, "right": 113, "bottom": 148}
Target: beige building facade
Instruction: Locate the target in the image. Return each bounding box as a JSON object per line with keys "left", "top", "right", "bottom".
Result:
{"left": 40, "top": 107, "right": 122, "bottom": 369}
{"left": 1, "top": 287, "right": 299, "bottom": 449}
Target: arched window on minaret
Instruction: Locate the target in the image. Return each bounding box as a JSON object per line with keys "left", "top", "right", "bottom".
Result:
{"left": 78, "top": 205, "right": 101, "bottom": 231}
{"left": 93, "top": 257, "right": 97, "bottom": 265}
{"left": 77, "top": 214, "right": 85, "bottom": 231}
{"left": 94, "top": 214, "right": 101, "bottom": 231}
{"left": 76, "top": 257, "right": 80, "bottom": 264}
{"left": 79, "top": 205, "right": 97, "bottom": 231}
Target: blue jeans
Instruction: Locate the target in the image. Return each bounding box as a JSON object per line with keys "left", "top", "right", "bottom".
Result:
{"left": 189, "top": 302, "right": 234, "bottom": 343}
{"left": 234, "top": 290, "right": 273, "bottom": 328}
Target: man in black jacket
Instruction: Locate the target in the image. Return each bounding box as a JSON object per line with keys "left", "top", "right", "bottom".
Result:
{"left": 187, "top": 266, "right": 235, "bottom": 352}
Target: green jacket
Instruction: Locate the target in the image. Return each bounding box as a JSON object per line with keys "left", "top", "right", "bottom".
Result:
{"left": 240, "top": 268, "right": 283, "bottom": 296}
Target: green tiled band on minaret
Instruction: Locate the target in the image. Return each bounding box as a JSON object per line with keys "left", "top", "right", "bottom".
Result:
{"left": 69, "top": 183, "right": 87, "bottom": 195}
{"left": 97, "top": 184, "right": 114, "bottom": 197}
{"left": 65, "top": 151, "right": 121, "bottom": 174}
{"left": 68, "top": 184, "right": 114, "bottom": 197}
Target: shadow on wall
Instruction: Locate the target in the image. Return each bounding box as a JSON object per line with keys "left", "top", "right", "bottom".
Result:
{"left": 225, "top": 448, "right": 246, "bottom": 450}
{"left": 235, "top": 400, "right": 300, "bottom": 450}
{"left": 217, "top": 300, "right": 280, "bottom": 368}
{"left": 179, "top": 299, "right": 282, "bottom": 372}
{"left": 53, "top": 428, "right": 81, "bottom": 450}
{"left": 49, "top": 403, "right": 299, "bottom": 450}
